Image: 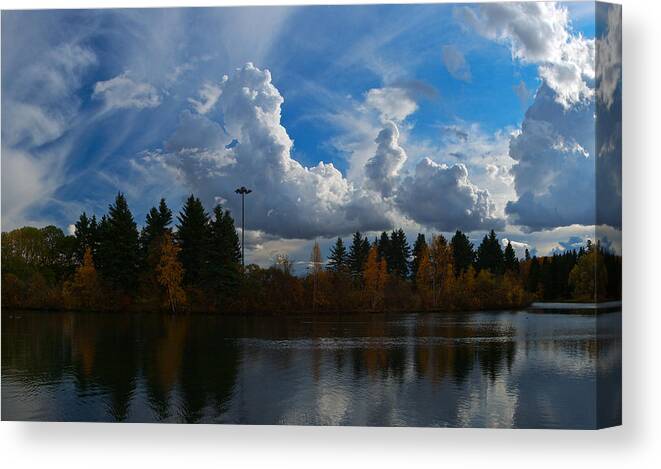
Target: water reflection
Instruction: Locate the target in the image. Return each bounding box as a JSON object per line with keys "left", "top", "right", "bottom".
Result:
{"left": 1, "top": 309, "right": 621, "bottom": 428}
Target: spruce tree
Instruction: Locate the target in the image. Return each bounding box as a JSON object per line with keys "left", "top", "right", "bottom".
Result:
{"left": 410, "top": 233, "right": 427, "bottom": 281}
{"left": 504, "top": 241, "right": 519, "bottom": 272}
{"left": 208, "top": 205, "right": 242, "bottom": 302}
{"left": 327, "top": 237, "right": 349, "bottom": 273}
{"left": 476, "top": 230, "right": 504, "bottom": 275}
{"left": 388, "top": 229, "right": 410, "bottom": 278}
{"left": 141, "top": 198, "right": 173, "bottom": 255}
{"left": 74, "top": 212, "right": 99, "bottom": 264}
{"left": 176, "top": 195, "right": 211, "bottom": 287}
{"left": 348, "top": 232, "right": 370, "bottom": 280}
{"left": 450, "top": 230, "right": 475, "bottom": 275}
{"left": 96, "top": 193, "right": 140, "bottom": 292}
{"left": 377, "top": 231, "right": 390, "bottom": 263}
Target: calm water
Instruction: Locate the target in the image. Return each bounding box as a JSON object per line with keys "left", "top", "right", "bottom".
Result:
{"left": 1, "top": 308, "right": 621, "bottom": 428}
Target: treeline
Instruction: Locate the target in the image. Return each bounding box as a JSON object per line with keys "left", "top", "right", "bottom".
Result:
{"left": 1, "top": 193, "right": 621, "bottom": 314}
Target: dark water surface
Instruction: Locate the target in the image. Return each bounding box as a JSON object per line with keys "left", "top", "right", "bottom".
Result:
{"left": 1, "top": 309, "right": 621, "bottom": 428}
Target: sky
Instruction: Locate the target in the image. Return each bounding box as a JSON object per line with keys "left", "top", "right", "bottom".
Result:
{"left": 1, "top": 2, "right": 622, "bottom": 269}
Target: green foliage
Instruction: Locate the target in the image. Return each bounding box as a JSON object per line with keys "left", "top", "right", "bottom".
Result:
{"left": 96, "top": 193, "right": 140, "bottom": 293}
{"left": 450, "top": 230, "right": 475, "bottom": 275}
{"left": 176, "top": 195, "right": 211, "bottom": 287}
{"left": 327, "top": 237, "right": 349, "bottom": 273}
{"left": 504, "top": 241, "right": 519, "bottom": 273}
{"left": 348, "top": 231, "right": 370, "bottom": 281}
{"left": 207, "top": 205, "right": 242, "bottom": 305}
{"left": 476, "top": 230, "right": 504, "bottom": 275}
{"left": 410, "top": 233, "right": 427, "bottom": 281}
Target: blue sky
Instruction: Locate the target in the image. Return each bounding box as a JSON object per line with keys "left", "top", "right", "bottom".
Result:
{"left": 1, "top": 2, "right": 621, "bottom": 267}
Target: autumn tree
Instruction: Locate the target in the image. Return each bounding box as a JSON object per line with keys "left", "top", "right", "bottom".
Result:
{"left": 363, "top": 245, "right": 388, "bottom": 311}
{"left": 66, "top": 247, "right": 101, "bottom": 310}
{"left": 156, "top": 233, "right": 187, "bottom": 314}
{"left": 415, "top": 243, "right": 433, "bottom": 308}
{"left": 569, "top": 242, "right": 608, "bottom": 301}
{"left": 309, "top": 241, "right": 327, "bottom": 311}
{"left": 429, "top": 235, "right": 452, "bottom": 307}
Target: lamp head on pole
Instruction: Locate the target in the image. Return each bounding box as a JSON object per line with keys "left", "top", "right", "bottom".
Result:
{"left": 235, "top": 186, "right": 252, "bottom": 195}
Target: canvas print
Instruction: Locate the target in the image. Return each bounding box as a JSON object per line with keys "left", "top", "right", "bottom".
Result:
{"left": 1, "top": 2, "right": 621, "bottom": 428}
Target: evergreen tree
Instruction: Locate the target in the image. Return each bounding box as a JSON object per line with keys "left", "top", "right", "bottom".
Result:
{"left": 207, "top": 205, "right": 242, "bottom": 302}
{"left": 376, "top": 231, "right": 390, "bottom": 263}
{"left": 504, "top": 241, "right": 519, "bottom": 273}
{"left": 176, "top": 195, "right": 211, "bottom": 287}
{"left": 348, "top": 232, "right": 370, "bottom": 280}
{"left": 327, "top": 237, "right": 349, "bottom": 273}
{"left": 74, "top": 212, "right": 98, "bottom": 264}
{"left": 388, "top": 229, "right": 410, "bottom": 278}
{"left": 140, "top": 198, "right": 173, "bottom": 258}
{"left": 450, "top": 230, "right": 475, "bottom": 275}
{"left": 476, "top": 230, "right": 504, "bottom": 275}
{"left": 524, "top": 248, "right": 531, "bottom": 261}
{"left": 410, "top": 233, "right": 427, "bottom": 281}
{"left": 97, "top": 193, "right": 140, "bottom": 292}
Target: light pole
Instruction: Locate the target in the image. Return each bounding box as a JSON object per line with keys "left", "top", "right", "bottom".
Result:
{"left": 235, "top": 186, "right": 252, "bottom": 269}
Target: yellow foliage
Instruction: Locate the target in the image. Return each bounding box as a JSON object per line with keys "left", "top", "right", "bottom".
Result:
{"left": 363, "top": 246, "right": 388, "bottom": 310}
{"left": 156, "top": 233, "right": 187, "bottom": 313}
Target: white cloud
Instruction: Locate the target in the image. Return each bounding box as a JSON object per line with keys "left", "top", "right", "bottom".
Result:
{"left": 396, "top": 157, "right": 504, "bottom": 232}
{"left": 364, "top": 121, "right": 407, "bottom": 197}
{"left": 365, "top": 86, "right": 418, "bottom": 122}
{"left": 505, "top": 84, "right": 596, "bottom": 231}
{"left": 157, "top": 63, "right": 393, "bottom": 239}
{"left": 441, "top": 45, "right": 471, "bottom": 81}
{"left": 92, "top": 72, "right": 161, "bottom": 110}
{"left": 596, "top": 3, "right": 622, "bottom": 110}
{"left": 459, "top": 1, "right": 594, "bottom": 108}
{"left": 188, "top": 82, "right": 222, "bottom": 114}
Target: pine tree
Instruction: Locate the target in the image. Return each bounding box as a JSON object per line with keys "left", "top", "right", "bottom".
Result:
{"left": 376, "top": 231, "right": 390, "bottom": 263}
{"left": 176, "top": 195, "right": 211, "bottom": 287}
{"left": 97, "top": 193, "right": 140, "bottom": 292}
{"left": 504, "top": 241, "right": 519, "bottom": 273}
{"left": 208, "top": 205, "right": 242, "bottom": 302}
{"left": 476, "top": 230, "right": 504, "bottom": 275}
{"left": 74, "top": 212, "right": 98, "bottom": 264}
{"left": 348, "top": 232, "right": 370, "bottom": 281}
{"left": 450, "top": 230, "right": 475, "bottom": 275}
{"left": 327, "top": 237, "right": 349, "bottom": 273}
{"left": 389, "top": 229, "right": 410, "bottom": 278}
{"left": 141, "top": 198, "right": 173, "bottom": 258}
{"left": 410, "top": 233, "right": 427, "bottom": 281}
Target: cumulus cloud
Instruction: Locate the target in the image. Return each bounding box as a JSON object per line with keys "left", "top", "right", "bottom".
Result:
{"left": 157, "top": 63, "right": 393, "bottom": 239}
{"left": 595, "top": 3, "right": 622, "bottom": 229}
{"left": 505, "top": 84, "right": 596, "bottom": 231}
{"left": 397, "top": 157, "right": 504, "bottom": 232}
{"left": 441, "top": 45, "right": 471, "bottom": 81}
{"left": 458, "top": 1, "right": 594, "bottom": 108}
{"left": 188, "top": 82, "right": 222, "bottom": 114}
{"left": 92, "top": 72, "right": 161, "bottom": 110}
{"left": 365, "top": 86, "right": 418, "bottom": 122}
{"left": 364, "top": 121, "right": 407, "bottom": 197}
{"left": 596, "top": 4, "right": 622, "bottom": 110}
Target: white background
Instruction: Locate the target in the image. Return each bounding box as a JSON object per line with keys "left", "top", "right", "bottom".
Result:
{"left": 1, "top": 0, "right": 659, "bottom": 467}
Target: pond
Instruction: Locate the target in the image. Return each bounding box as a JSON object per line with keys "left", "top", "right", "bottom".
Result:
{"left": 1, "top": 307, "right": 621, "bottom": 428}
